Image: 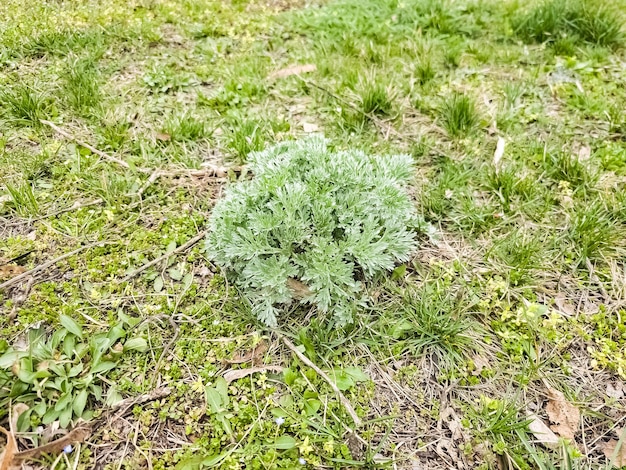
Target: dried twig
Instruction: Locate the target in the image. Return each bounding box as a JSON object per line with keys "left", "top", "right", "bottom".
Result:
{"left": 278, "top": 333, "right": 362, "bottom": 427}
{"left": 0, "top": 241, "right": 108, "bottom": 291}
{"left": 107, "top": 387, "right": 172, "bottom": 417}
{"left": 35, "top": 199, "right": 104, "bottom": 221}
{"left": 119, "top": 230, "right": 207, "bottom": 283}
{"left": 41, "top": 120, "right": 140, "bottom": 171}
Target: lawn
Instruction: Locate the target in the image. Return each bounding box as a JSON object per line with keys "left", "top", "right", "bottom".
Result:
{"left": 1, "top": 0, "right": 626, "bottom": 468}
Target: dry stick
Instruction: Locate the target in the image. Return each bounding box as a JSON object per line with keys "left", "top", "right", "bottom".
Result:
{"left": 41, "top": 120, "right": 238, "bottom": 198}
{"left": 278, "top": 333, "right": 362, "bottom": 427}
{"left": 0, "top": 241, "right": 107, "bottom": 290}
{"left": 119, "top": 230, "right": 207, "bottom": 283}
{"left": 40, "top": 120, "right": 143, "bottom": 172}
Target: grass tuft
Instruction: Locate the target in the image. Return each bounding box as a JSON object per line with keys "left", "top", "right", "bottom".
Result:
{"left": 378, "top": 281, "right": 482, "bottom": 365}
{"left": 515, "top": 0, "right": 624, "bottom": 48}
{"left": 0, "top": 84, "right": 55, "bottom": 125}
{"left": 439, "top": 92, "right": 480, "bottom": 137}
{"left": 358, "top": 81, "right": 394, "bottom": 116}
{"left": 63, "top": 56, "right": 102, "bottom": 115}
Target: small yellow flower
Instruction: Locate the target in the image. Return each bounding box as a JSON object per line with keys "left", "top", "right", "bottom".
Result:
{"left": 298, "top": 436, "right": 314, "bottom": 455}
{"left": 323, "top": 439, "right": 334, "bottom": 454}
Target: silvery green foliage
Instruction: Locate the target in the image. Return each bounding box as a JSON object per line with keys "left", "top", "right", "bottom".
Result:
{"left": 206, "top": 137, "right": 418, "bottom": 327}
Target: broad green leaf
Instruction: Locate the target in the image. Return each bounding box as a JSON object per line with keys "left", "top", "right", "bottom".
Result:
{"left": 214, "top": 377, "right": 229, "bottom": 406}
{"left": 304, "top": 398, "right": 321, "bottom": 416}
{"left": 105, "top": 387, "right": 123, "bottom": 406}
{"left": 182, "top": 273, "right": 193, "bottom": 289}
{"left": 123, "top": 337, "right": 149, "bottom": 353}
{"left": 73, "top": 388, "right": 89, "bottom": 417}
{"left": 344, "top": 366, "right": 369, "bottom": 382}
{"left": 63, "top": 334, "right": 76, "bottom": 357}
{"left": 205, "top": 387, "right": 223, "bottom": 414}
{"left": 329, "top": 369, "right": 354, "bottom": 391}
{"left": 33, "top": 401, "right": 47, "bottom": 416}
{"left": 154, "top": 276, "right": 164, "bottom": 292}
{"left": 272, "top": 435, "right": 297, "bottom": 449}
{"left": 168, "top": 267, "right": 183, "bottom": 281}
{"left": 59, "top": 405, "right": 73, "bottom": 428}
{"left": 166, "top": 240, "right": 177, "bottom": 254}
{"left": 0, "top": 350, "right": 24, "bottom": 369}
{"left": 59, "top": 314, "right": 83, "bottom": 339}
{"left": 283, "top": 368, "right": 298, "bottom": 386}
{"left": 68, "top": 363, "right": 83, "bottom": 377}
{"left": 42, "top": 407, "right": 60, "bottom": 425}
{"left": 91, "top": 361, "right": 117, "bottom": 374}
{"left": 55, "top": 391, "right": 73, "bottom": 411}
{"left": 391, "top": 264, "right": 407, "bottom": 280}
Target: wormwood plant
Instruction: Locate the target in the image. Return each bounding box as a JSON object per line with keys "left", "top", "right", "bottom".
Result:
{"left": 206, "top": 137, "right": 418, "bottom": 326}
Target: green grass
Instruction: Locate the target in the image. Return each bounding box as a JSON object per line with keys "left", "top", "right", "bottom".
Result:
{"left": 439, "top": 92, "right": 481, "bottom": 137}
{"left": 515, "top": 0, "right": 624, "bottom": 48}
{"left": 1, "top": 0, "right": 626, "bottom": 467}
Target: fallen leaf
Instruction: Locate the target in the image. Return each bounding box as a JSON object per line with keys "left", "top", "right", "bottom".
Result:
{"left": 0, "top": 426, "right": 18, "bottom": 470}
{"left": 13, "top": 425, "right": 91, "bottom": 462}
{"left": 577, "top": 145, "right": 591, "bottom": 161}
{"left": 301, "top": 122, "right": 319, "bottom": 133}
{"left": 224, "top": 340, "right": 268, "bottom": 366}
{"left": 10, "top": 405, "right": 28, "bottom": 435}
{"left": 528, "top": 413, "right": 559, "bottom": 449}
{"left": 439, "top": 406, "right": 467, "bottom": 442}
{"left": 545, "top": 387, "right": 580, "bottom": 439}
{"left": 286, "top": 278, "right": 311, "bottom": 299}
{"left": 155, "top": 132, "right": 171, "bottom": 141}
{"left": 471, "top": 354, "right": 490, "bottom": 376}
{"left": 554, "top": 293, "right": 575, "bottom": 316}
{"left": 606, "top": 382, "right": 624, "bottom": 400}
{"left": 269, "top": 64, "right": 316, "bottom": 79}
{"left": 603, "top": 437, "right": 626, "bottom": 467}
{"left": 223, "top": 366, "right": 283, "bottom": 384}
{"left": 0, "top": 265, "right": 26, "bottom": 280}
{"left": 493, "top": 137, "right": 505, "bottom": 173}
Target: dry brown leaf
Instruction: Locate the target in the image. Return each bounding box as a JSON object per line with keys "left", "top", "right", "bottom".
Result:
{"left": 155, "top": 132, "right": 171, "bottom": 141}
{"left": 493, "top": 137, "right": 505, "bottom": 173}
{"left": 606, "top": 382, "right": 624, "bottom": 400}
{"left": 286, "top": 278, "right": 311, "bottom": 299}
{"left": 527, "top": 413, "right": 560, "bottom": 449}
{"left": 223, "top": 366, "right": 283, "bottom": 384}
{"left": 301, "top": 122, "right": 319, "bottom": 133}
{"left": 577, "top": 145, "right": 591, "bottom": 162}
{"left": 269, "top": 64, "right": 316, "bottom": 79}
{"left": 0, "top": 265, "right": 26, "bottom": 280}
{"left": 554, "top": 293, "right": 575, "bottom": 316}
{"left": 545, "top": 388, "right": 580, "bottom": 439}
{"left": 10, "top": 405, "right": 28, "bottom": 435}
{"left": 0, "top": 426, "right": 18, "bottom": 470}
{"left": 603, "top": 437, "right": 626, "bottom": 467}
{"left": 224, "top": 340, "right": 268, "bottom": 366}
{"left": 13, "top": 425, "right": 91, "bottom": 462}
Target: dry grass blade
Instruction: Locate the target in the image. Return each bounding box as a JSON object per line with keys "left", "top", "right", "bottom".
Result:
{"left": 0, "top": 241, "right": 109, "bottom": 291}
{"left": 224, "top": 340, "right": 269, "bottom": 365}
{"left": 119, "top": 230, "right": 207, "bottom": 283}
{"left": 278, "top": 333, "right": 362, "bottom": 428}
{"left": 41, "top": 120, "right": 135, "bottom": 171}
{"left": 269, "top": 64, "right": 316, "bottom": 79}
{"left": 223, "top": 366, "right": 284, "bottom": 384}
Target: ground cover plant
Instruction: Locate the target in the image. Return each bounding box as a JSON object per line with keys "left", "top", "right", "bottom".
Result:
{"left": 1, "top": 0, "right": 626, "bottom": 468}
